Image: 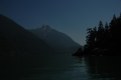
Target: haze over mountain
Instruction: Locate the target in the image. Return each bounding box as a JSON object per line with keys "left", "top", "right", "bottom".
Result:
{"left": 30, "top": 25, "right": 80, "bottom": 53}
{"left": 0, "top": 14, "right": 80, "bottom": 79}
{"left": 0, "top": 15, "right": 53, "bottom": 56}
{"left": 0, "top": 15, "right": 56, "bottom": 79}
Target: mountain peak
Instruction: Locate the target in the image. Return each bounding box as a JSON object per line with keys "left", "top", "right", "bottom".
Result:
{"left": 41, "top": 25, "right": 52, "bottom": 31}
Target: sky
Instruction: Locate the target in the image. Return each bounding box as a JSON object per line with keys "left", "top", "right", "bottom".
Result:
{"left": 0, "top": 0, "right": 121, "bottom": 45}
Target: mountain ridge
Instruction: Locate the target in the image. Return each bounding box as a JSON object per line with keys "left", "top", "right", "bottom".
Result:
{"left": 30, "top": 25, "right": 80, "bottom": 53}
{"left": 0, "top": 15, "right": 53, "bottom": 56}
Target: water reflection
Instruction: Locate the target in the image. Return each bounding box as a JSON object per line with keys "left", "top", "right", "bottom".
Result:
{"left": 19, "top": 54, "right": 90, "bottom": 80}
{"left": 2, "top": 54, "right": 121, "bottom": 80}
{"left": 84, "top": 56, "right": 121, "bottom": 80}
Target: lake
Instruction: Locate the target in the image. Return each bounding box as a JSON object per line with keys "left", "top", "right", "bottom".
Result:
{"left": 18, "top": 53, "right": 90, "bottom": 80}
{"left": 2, "top": 54, "right": 121, "bottom": 80}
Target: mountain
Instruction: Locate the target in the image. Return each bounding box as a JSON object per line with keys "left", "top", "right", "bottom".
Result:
{"left": 30, "top": 25, "right": 80, "bottom": 53}
{"left": 0, "top": 15, "right": 54, "bottom": 79}
{"left": 0, "top": 15, "right": 53, "bottom": 56}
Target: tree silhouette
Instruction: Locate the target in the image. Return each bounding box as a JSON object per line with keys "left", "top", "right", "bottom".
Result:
{"left": 74, "top": 13, "right": 121, "bottom": 56}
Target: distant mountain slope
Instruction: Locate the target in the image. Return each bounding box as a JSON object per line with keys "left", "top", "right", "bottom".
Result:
{"left": 0, "top": 15, "right": 52, "bottom": 56}
{"left": 30, "top": 25, "right": 80, "bottom": 53}
{"left": 0, "top": 15, "right": 56, "bottom": 79}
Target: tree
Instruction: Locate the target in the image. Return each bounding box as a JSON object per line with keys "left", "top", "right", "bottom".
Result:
{"left": 74, "top": 13, "right": 121, "bottom": 56}
{"left": 86, "top": 27, "right": 97, "bottom": 50}
{"left": 105, "top": 22, "right": 109, "bottom": 31}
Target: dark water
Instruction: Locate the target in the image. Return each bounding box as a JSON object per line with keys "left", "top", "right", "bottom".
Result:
{"left": 84, "top": 56, "right": 121, "bottom": 80}
{"left": 1, "top": 54, "right": 121, "bottom": 80}
{"left": 19, "top": 54, "right": 90, "bottom": 80}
